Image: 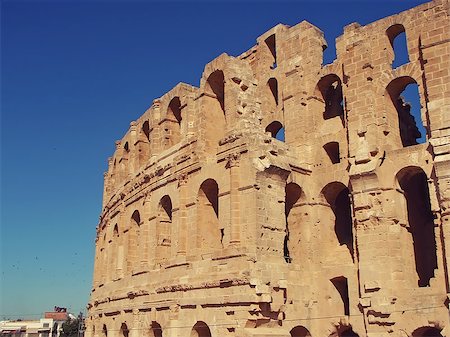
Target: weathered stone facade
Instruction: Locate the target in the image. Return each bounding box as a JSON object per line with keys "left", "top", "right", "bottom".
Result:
{"left": 86, "top": 1, "right": 450, "bottom": 336}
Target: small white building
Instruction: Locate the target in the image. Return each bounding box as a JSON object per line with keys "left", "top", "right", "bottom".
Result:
{"left": 0, "top": 318, "right": 62, "bottom": 337}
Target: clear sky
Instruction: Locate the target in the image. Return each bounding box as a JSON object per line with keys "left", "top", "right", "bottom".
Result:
{"left": 1, "top": 0, "right": 428, "bottom": 320}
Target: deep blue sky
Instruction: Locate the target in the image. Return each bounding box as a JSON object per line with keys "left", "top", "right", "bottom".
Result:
{"left": 1, "top": 0, "right": 428, "bottom": 319}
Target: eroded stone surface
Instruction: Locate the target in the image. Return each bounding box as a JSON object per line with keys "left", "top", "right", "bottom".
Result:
{"left": 86, "top": 1, "right": 450, "bottom": 336}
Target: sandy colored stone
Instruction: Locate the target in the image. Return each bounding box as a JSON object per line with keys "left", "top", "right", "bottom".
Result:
{"left": 86, "top": 1, "right": 450, "bottom": 336}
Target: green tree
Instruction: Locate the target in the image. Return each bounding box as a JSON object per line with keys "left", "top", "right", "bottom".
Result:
{"left": 61, "top": 317, "right": 80, "bottom": 337}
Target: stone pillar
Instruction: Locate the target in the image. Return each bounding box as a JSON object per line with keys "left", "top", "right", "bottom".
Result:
{"left": 228, "top": 153, "right": 241, "bottom": 245}
{"left": 140, "top": 192, "right": 151, "bottom": 270}
{"left": 177, "top": 173, "right": 189, "bottom": 255}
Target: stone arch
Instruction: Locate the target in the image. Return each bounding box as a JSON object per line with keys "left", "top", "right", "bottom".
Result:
{"left": 156, "top": 195, "right": 173, "bottom": 263}
{"left": 120, "top": 323, "right": 129, "bottom": 337}
{"left": 265, "top": 120, "right": 285, "bottom": 141}
{"left": 127, "top": 209, "right": 141, "bottom": 273}
{"left": 265, "top": 33, "right": 277, "bottom": 69}
{"left": 321, "top": 182, "right": 354, "bottom": 259}
{"left": 396, "top": 166, "right": 437, "bottom": 287}
{"left": 149, "top": 321, "right": 162, "bottom": 337}
{"left": 412, "top": 327, "right": 443, "bottom": 337}
{"left": 290, "top": 326, "right": 312, "bottom": 337}
{"left": 386, "top": 23, "right": 409, "bottom": 67}
{"left": 285, "top": 182, "right": 306, "bottom": 264}
{"left": 268, "top": 77, "right": 279, "bottom": 106}
{"left": 323, "top": 141, "right": 340, "bottom": 164}
{"left": 197, "top": 179, "right": 222, "bottom": 252}
{"left": 191, "top": 321, "right": 212, "bottom": 337}
{"left": 316, "top": 74, "right": 344, "bottom": 124}
{"left": 386, "top": 76, "right": 425, "bottom": 146}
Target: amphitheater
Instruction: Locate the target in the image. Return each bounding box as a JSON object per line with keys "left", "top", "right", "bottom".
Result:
{"left": 85, "top": 1, "right": 450, "bottom": 336}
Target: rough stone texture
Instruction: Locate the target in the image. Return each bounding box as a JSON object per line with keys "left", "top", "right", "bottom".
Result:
{"left": 86, "top": 1, "right": 450, "bottom": 336}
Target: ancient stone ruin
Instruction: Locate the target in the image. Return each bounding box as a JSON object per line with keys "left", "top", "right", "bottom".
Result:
{"left": 86, "top": 1, "right": 450, "bottom": 336}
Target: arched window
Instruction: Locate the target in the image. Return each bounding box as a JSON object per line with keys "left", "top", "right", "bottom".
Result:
{"left": 323, "top": 141, "right": 340, "bottom": 164}
{"left": 191, "top": 321, "right": 212, "bottom": 337}
{"left": 268, "top": 77, "right": 279, "bottom": 106}
{"left": 102, "top": 324, "right": 107, "bottom": 337}
{"left": 265, "top": 121, "right": 285, "bottom": 142}
{"left": 120, "top": 323, "right": 129, "bottom": 337}
{"left": 204, "top": 70, "right": 226, "bottom": 148}
{"left": 322, "top": 183, "right": 353, "bottom": 259}
{"left": 197, "top": 179, "right": 222, "bottom": 251}
{"left": 156, "top": 195, "right": 172, "bottom": 262}
{"left": 150, "top": 322, "right": 162, "bottom": 337}
{"left": 285, "top": 183, "right": 303, "bottom": 263}
{"left": 290, "top": 326, "right": 312, "bottom": 337}
{"left": 412, "top": 327, "right": 443, "bottom": 337}
{"left": 330, "top": 276, "right": 350, "bottom": 316}
{"left": 386, "top": 77, "right": 425, "bottom": 146}
{"left": 142, "top": 121, "right": 150, "bottom": 142}
{"left": 386, "top": 24, "right": 409, "bottom": 68}
{"left": 206, "top": 70, "right": 225, "bottom": 114}
{"left": 127, "top": 210, "right": 141, "bottom": 273}
{"left": 265, "top": 34, "right": 277, "bottom": 69}
{"left": 397, "top": 167, "right": 437, "bottom": 287}
{"left": 165, "top": 97, "right": 182, "bottom": 147}
{"left": 316, "top": 74, "right": 344, "bottom": 123}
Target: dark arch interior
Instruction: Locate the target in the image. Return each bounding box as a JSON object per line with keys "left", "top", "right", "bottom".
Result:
{"left": 142, "top": 121, "right": 150, "bottom": 141}
{"left": 413, "top": 327, "right": 443, "bottom": 337}
{"left": 323, "top": 183, "right": 353, "bottom": 258}
{"left": 168, "top": 96, "right": 182, "bottom": 124}
{"left": 200, "top": 179, "right": 219, "bottom": 217}
{"left": 290, "top": 326, "right": 311, "bottom": 337}
{"left": 284, "top": 183, "right": 303, "bottom": 263}
{"left": 151, "top": 322, "right": 162, "bottom": 337}
{"left": 317, "top": 74, "right": 344, "bottom": 122}
{"left": 265, "top": 34, "right": 277, "bottom": 69}
{"left": 265, "top": 121, "right": 285, "bottom": 142}
{"left": 398, "top": 167, "right": 437, "bottom": 287}
{"left": 192, "top": 321, "right": 212, "bottom": 337}
{"left": 323, "top": 141, "right": 340, "bottom": 164}
{"left": 207, "top": 70, "right": 225, "bottom": 113}
{"left": 160, "top": 195, "right": 173, "bottom": 221}
{"left": 131, "top": 210, "right": 140, "bottom": 225}
{"left": 268, "top": 77, "right": 279, "bottom": 106}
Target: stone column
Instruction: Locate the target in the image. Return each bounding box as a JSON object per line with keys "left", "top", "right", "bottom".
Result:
{"left": 177, "top": 173, "right": 188, "bottom": 255}
{"left": 228, "top": 153, "right": 241, "bottom": 245}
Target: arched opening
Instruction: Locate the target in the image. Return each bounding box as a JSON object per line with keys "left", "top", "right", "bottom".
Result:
{"left": 317, "top": 74, "right": 344, "bottom": 123}
{"left": 206, "top": 70, "right": 225, "bottom": 113}
{"left": 386, "top": 24, "right": 409, "bottom": 68}
{"left": 165, "top": 97, "right": 182, "bottom": 147}
{"left": 124, "top": 142, "right": 129, "bottom": 154}
{"left": 386, "top": 77, "right": 425, "bottom": 146}
{"left": 157, "top": 195, "right": 172, "bottom": 262}
{"left": 191, "top": 321, "right": 212, "bottom": 337}
{"left": 285, "top": 183, "right": 303, "bottom": 263}
{"left": 412, "top": 327, "right": 443, "bottom": 337}
{"left": 120, "top": 323, "right": 129, "bottom": 337}
{"left": 323, "top": 141, "right": 340, "bottom": 164}
{"left": 265, "top": 34, "right": 277, "bottom": 69}
{"left": 127, "top": 210, "right": 141, "bottom": 273}
{"left": 268, "top": 77, "right": 279, "bottom": 106}
{"left": 113, "top": 222, "right": 124, "bottom": 278}
{"left": 397, "top": 167, "right": 437, "bottom": 287}
{"left": 197, "top": 179, "right": 222, "bottom": 251}
{"left": 142, "top": 121, "right": 150, "bottom": 142}
{"left": 330, "top": 276, "right": 350, "bottom": 316}
{"left": 290, "top": 326, "right": 312, "bottom": 337}
{"left": 265, "top": 121, "right": 285, "bottom": 142}
{"left": 102, "top": 324, "right": 107, "bottom": 337}
{"left": 204, "top": 70, "right": 226, "bottom": 148}
{"left": 150, "top": 322, "right": 162, "bottom": 337}
{"left": 322, "top": 183, "right": 353, "bottom": 259}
